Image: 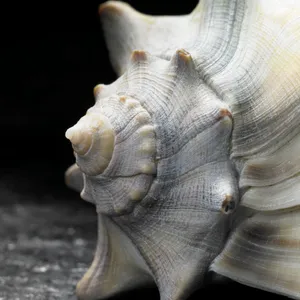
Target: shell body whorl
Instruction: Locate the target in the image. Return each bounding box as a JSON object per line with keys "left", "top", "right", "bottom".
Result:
{"left": 65, "top": 1, "right": 300, "bottom": 300}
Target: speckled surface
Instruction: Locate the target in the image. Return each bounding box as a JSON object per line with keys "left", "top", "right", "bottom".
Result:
{"left": 0, "top": 185, "right": 97, "bottom": 300}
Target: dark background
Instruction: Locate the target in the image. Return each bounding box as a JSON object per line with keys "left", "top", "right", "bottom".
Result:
{"left": 0, "top": 1, "right": 285, "bottom": 299}
{"left": 1, "top": 0, "right": 199, "bottom": 181}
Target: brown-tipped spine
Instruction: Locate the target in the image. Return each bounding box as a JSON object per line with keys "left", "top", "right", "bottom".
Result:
{"left": 98, "top": 1, "right": 123, "bottom": 16}
{"left": 93, "top": 84, "right": 105, "bottom": 98}
{"left": 131, "top": 50, "right": 148, "bottom": 63}
{"left": 177, "top": 49, "right": 192, "bottom": 62}
{"left": 218, "top": 108, "right": 233, "bottom": 121}
{"left": 221, "top": 195, "right": 236, "bottom": 214}
{"left": 119, "top": 95, "right": 127, "bottom": 103}
{"left": 172, "top": 48, "right": 194, "bottom": 70}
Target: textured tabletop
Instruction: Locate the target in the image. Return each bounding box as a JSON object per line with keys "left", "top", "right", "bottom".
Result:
{"left": 0, "top": 174, "right": 96, "bottom": 299}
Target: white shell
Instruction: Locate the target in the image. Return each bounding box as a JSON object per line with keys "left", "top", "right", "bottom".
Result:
{"left": 65, "top": 1, "right": 300, "bottom": 299}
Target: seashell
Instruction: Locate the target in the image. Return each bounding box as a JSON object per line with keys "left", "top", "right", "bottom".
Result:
{"left": 65, "top": 1, "right": 300, "bottom": 299}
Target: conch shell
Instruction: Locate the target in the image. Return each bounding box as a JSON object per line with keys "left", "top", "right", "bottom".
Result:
{"left": 65, "top": 1, "right": 300, "bottom": 299}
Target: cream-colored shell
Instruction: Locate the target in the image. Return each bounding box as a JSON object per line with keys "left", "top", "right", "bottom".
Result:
{"left": 65, "top": 1, "right": 300, "bottom": 299}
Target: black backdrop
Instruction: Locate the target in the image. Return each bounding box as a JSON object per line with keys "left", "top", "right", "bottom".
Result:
{"left": 0, "top": 1, "right": 286, "bottom": 299}
{"left": 1, "top": 0, "right": 199, "bottom": 184}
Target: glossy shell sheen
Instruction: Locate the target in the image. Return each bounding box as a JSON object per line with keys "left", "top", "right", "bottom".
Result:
{"left": 65, "top": 1, "right": 300, "bottom": 300}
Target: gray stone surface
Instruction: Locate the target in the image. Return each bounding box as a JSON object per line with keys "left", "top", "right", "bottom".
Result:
{"left": 0, "top": 197, "right": 97, "bottom": 300}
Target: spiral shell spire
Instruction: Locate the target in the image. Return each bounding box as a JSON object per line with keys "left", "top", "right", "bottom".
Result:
{"left": 65, "top": 113, "right": 115, "bottom": 176}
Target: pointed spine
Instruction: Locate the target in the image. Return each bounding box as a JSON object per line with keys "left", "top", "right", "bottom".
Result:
{"left": 131, "top": 49, "right": 148, "bottom": 63}
{"left": 99, "top": 1, "right": 151, "bottom": 75}
{"left": 93, "top": 84, "right": 105, "bottom": 98}
{"left": 171, "top": 49, "right": 195, "bottom": 71}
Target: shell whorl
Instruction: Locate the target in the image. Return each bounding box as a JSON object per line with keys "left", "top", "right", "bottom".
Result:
{"left": 66, "top": 53, "right": 159, "bottom": 215}
{"left": 65, "top": 47, "right": 237, "bottom": 218}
